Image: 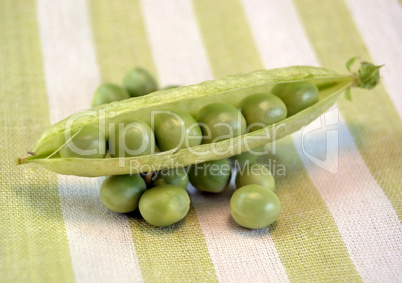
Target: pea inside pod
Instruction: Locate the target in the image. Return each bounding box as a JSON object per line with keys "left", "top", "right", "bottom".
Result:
{"left": 197, "top": 102, "right": 247, "bottom": 144}
{"left": 59, "top": 125, "right": 106, "bottom": 159}
{"left": 153, "top": 109, "right": 202, "bottom": 151}
{"left": 239, "top": 93, "right": 287, "bottom": 131}
{"left": 108, "top": 119, "right": 155, "bottom": 158}
{"left": 20, "top": 60, "right": 382, "bottom": 177}
{"left": 271, "top": 81, "right": 319, "bottom": 117}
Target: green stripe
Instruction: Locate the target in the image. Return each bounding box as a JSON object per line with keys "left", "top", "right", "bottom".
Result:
{"left": 268, "top": 139, "right": 362, "bottom": 282}
{"left": 88, "top": 1, "right": 217, "bottom": 281}
{"left": 0, "top": 1, "right": 74, "bottom": 282}
{"left": 129, "top": 208, "right": 217, "bottom": 282}
{"left": 294, "top": 0, "right": 402, "bottom": 219}
{"left": 193, "top": 0, "right": 361, "bottom": 281}
{"left": 192, "top": 0, "right": 262, "bottom": 77}
{"left": 89, "top": 0, "right": 157, "bottom": 83}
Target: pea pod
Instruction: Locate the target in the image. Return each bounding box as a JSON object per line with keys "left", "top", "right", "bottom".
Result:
{"left": 18, "top": 60, "right": 381, "bottom": 177}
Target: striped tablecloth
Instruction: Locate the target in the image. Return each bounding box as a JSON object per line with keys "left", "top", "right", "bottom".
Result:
{"left": 1, "top": 1, "right": 401, "bottom": 282}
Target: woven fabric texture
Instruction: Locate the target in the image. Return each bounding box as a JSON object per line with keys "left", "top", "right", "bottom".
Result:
{"left": 1, "top": 0, "right": 401, "bottom": 282}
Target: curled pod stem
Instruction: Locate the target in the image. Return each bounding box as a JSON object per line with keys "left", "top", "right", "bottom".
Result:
{"left": 345, "top": 57, "right": 382, "bottom": 100}
{"left": 19, "top": 59, "right": 381, "bottom": 177}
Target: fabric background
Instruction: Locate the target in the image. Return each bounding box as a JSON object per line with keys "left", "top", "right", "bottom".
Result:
{"left": 1, "top": 0, "right": 401, "bottom": 282}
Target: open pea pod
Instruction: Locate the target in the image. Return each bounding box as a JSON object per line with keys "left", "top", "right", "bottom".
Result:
{"left": 18, "top": 60, "right": 381, "bottom": 177}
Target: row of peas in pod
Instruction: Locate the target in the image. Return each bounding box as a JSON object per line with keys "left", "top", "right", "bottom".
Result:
{"left": 61, "top": 67, "right": 319, "bottom": 229}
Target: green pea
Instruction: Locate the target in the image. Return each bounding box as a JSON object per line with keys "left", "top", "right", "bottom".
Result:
{"left": 139, "top": 185, "right": 190, "bottom": 227}
{"left": 235, "top": 163, "right": 275, "bottom": 191}
{"left": 239, "top": 93, "right": 287, "bottom": 131}
{"left": 59, "top": 125, "right": 106, "bottom": 158}
{"left": 123, "top": 67, "right": 158, "bottom": 97}
{"left": 271, "top": 81, "right": 319, "bottom": 116}
{"left": 188, "top": 159, "right": 231, "bottom": 193}
{"left": 197, "top": 102, "right": 247, "bottom": 144}
{"left": 153, "top": 167, "right": 189, "bottom": 189}
{"left": 108, "top": 120, "right": 155, "bottom": 157}
{"left": 100, "top": 174, "right": 146, "bottom": 213}
{"left": 230, "top": 145, "right": 265, "bottom": 169}
{"left": 230, "top": 184, "right": 281, "bottom": 229}
{"left": 92, "top": 83, "right": 130, "bottom": 108}
{"left": 154, "top": 109, "right": 202, "bottom": 151}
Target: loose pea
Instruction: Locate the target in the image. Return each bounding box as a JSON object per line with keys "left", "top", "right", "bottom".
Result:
{"left": 59, "top": 125, "right": 106, "bottom": 158}
{"left": 139, "top": 185, "right": 190, "bottom": 227}
{"left": 197, "top": 102, "right": 247, "bottom": 144}
{"left": 188, "top": 159, "right": 231, "bottom": 193}
{"left": 230, "top": 184, "right": 281, "bottom": 229}
{"left": 123, "top": 67, "right": 158, "bottom": 97}
{"left": 230, "top": 145, "right": 266, "bottom": 169}
{"left": 239, "top": 93, "right": 287, "bottom": 131}
{"left": 153, "top": 167, "right": 189, "bottom": 189}
{"left": 271, "top": 81, "right": 319, "bottom": 116}
{"left": 154, "top": 109, "right": 202, "bottom": 151}
{"left": 235, "top": 163, "right": 275, "bottom": 191}
{"left": 109, "top": 120, "right": 155, "bottom": 157}
{"left": 92, "top": 83, "right": 130, "bottom": 108}
{"left": 100, "top": 174, "right": 146, "bottom": 213}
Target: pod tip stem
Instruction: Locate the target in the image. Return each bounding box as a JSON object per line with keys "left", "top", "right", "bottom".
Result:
{"left": 346, "top": 57, "right": 383, "bottom": 90}
{"left": 18, "top": 151, "right": 36, "bottom": 164}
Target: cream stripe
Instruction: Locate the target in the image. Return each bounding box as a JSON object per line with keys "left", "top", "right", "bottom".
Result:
{"left": 141, "top": 1, "right": 289, "bottom": 281}
{"left": 242, "top": 0, "right": 402, "bottom": 280}
{"left": 294, "top": 111, "right": 402, "bottom": 282}
{"left": 37, "top": 1, "right": 143, "bottom": 282}
{"left": 141, "top": 0, "right": 212, "bottom": 86}
{"left": 242, "top": 0, "right": 317, "bottom": 68}
{"left": 345, "top": 0, "right": 402, "bottom": 119}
